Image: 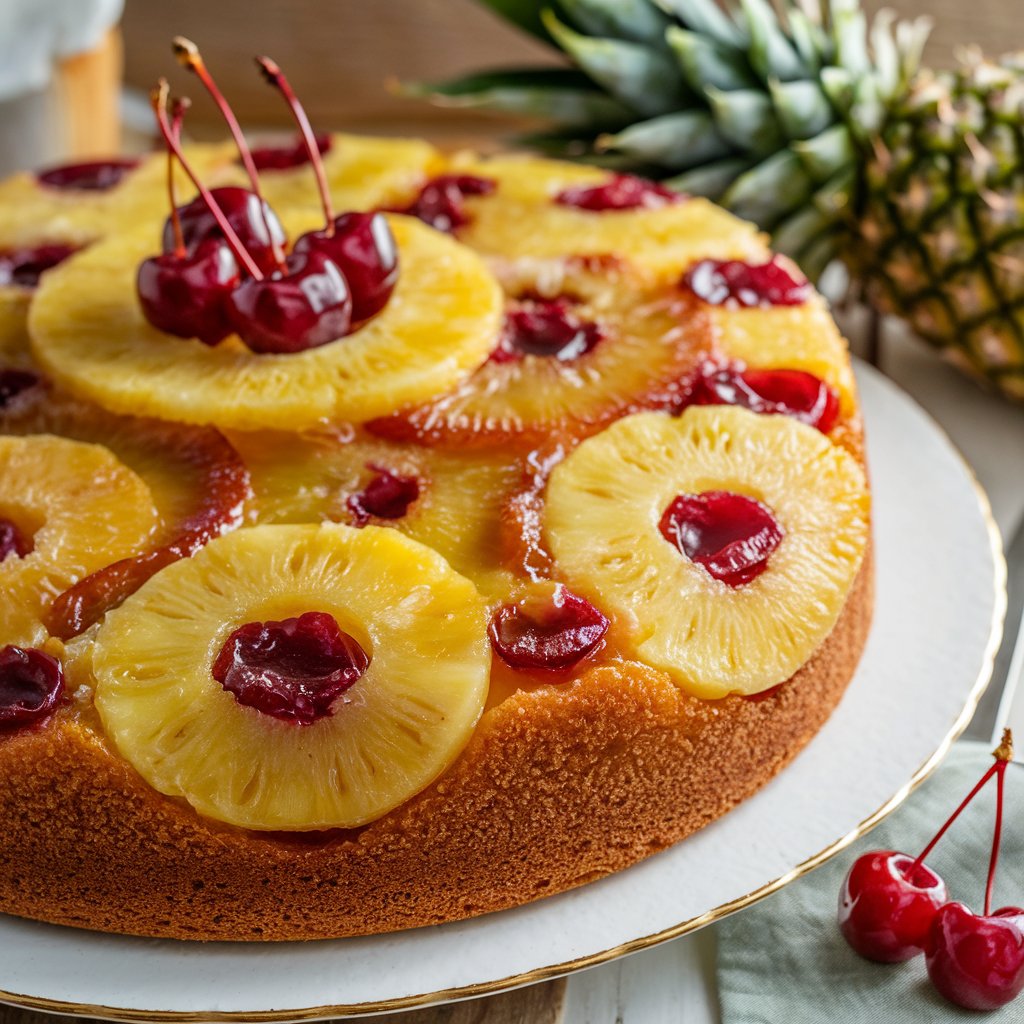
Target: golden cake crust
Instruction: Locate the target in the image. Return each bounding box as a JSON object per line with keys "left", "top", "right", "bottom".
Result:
{"left": 0, "top": 544, "right": 871, "bottom": 941}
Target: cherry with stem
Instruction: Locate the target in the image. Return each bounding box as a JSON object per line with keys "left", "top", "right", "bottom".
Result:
{"left": 924, "top": 730, "right": 1024, "bottom": 1012}
{"left": 257, "top": 55, "right": 398, "bottom": 325}
{"left": 172, "top": 36, "right": 284, "bottom": 270}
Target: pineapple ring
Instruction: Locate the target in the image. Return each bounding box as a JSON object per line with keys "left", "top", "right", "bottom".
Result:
{"left": 544, "top": 406, "right": 869, "bottom": 698}
{"left": 228, "top": 428, "right": 521, "bottom": 602}
{"left": 0, "top": 435, "right": 160, "bottom": 647}
{"left": 29, "top": 215, "right": 503, "bottom": 431}
{"left": 0, "top": 144, "right": 235, "bottom": 250}
{"left": 708, "top": 292, "right": 858, "bottom": 417}
{"left": 448, "top": 153, "right": 770, "bottom": 280}
{"left": 369, "top": 260, "right": 713, "bottom": 448}
{"left": 93, "top": 523, "right": 491, "bottom": 831}
{"left": 245, "top": 133, "right": 443, "bottom": 213}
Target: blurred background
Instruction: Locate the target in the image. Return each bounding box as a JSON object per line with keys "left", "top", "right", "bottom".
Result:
{"left": 0, "top": 0, "right": 1019, "bottom": 175}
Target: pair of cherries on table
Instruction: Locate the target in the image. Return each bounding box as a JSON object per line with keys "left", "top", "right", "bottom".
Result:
{"left": 137, "top": 49, "right": 398, "bottom": 355}
{"left": 839, "top": 731, "right": 1023, "bottom": 1011}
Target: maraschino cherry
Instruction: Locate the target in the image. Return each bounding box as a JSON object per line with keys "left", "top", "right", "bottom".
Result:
{"left": 491, "top": 299, "right": 604, "bottom": 363}
{"left": 0, "top": 244, "right": 78, "bottom": 288}
{"left": 0, "top": 517, "right": 30, "bottom": 561}
{"left": 257, "top": 56, "right": 398, "bottom": 324}
{"left": 169, "top": 38, "right": 286, "bottom": 274}
{"left": 36, "top": 157, "right": 139, "bottom": 192}
{"left": 925, "top": 731, "right": 1024, "bottom": 1011}
{"left": 839, "top": 730, "right": 1021, "bottom": 994}
{"left": 0, "top": 645, "right": 64, "bottom": 729}
{"left": 489, "top": 583, "right": 609, "bottom": 672}
{"left": 212, "top": 611, "right": 369, "bottom": 726}
{"left": 250, "top": 131, "right": 332, "bottom": 171}
{"left": 690, "top": 363, "right": 840, "bottom": 434}
{"left": 682, "top": 256, "right": 809, "bottom": 308}
{"left": 0, "top": 368, "right": 41, "bottom": 408}
{"left": 137, "top": 87, "right": 243, "bottom": 345}
{"left": 400, "top": 174, "right": 496, "bottom": 233}
{"left": 347, "top": 465, "right": 420, "bottom": 525}
{"left": 556, "top": 174, "right": 680, "bottom": 212}
{"left": 659, "top": 491, "right": 783, "bottom": 586}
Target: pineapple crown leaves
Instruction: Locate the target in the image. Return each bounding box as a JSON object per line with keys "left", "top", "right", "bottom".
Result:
{"left": 409, "top": 0, "right": 931, "bottom": 277}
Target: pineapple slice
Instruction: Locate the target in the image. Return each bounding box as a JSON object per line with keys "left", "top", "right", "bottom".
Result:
{"left": 708, "top": 292, "right": 858, "bottom": 417}
{"left": 0, "top": 144, "right": 235, "bottom": 250}
{"left": 0, "top": 435, "right": 159, "bottom": 646}
{"left": 448, "top": 153, "right": 769, "bottom": 279}
{"left": 29, "top": 214, "right": 503, "bottom": 431}
{"left": 228, "top": 427, "right": 521, "bottom": 602}
{"left": 544, "top": 407, "right": 869, "bottom": 697}
{"left": 93, "top": 523, "right": 490, "bottom": 831}
{"left": 369, "top": 258, "right": 713, "bottom": 448}
{"left": 250, "top": 133, "right": 444, "bottom": 213}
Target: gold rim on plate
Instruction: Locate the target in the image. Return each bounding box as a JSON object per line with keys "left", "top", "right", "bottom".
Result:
{"left": 0, "top": 364, "right": 1009, "bottom": 1023}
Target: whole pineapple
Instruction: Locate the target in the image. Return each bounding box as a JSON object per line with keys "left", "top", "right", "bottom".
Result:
{"left": 417, "top": 0, "right": 1024, "bottom": 400}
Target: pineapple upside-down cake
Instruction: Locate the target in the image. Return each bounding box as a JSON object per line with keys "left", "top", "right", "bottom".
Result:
{"left": 0, "top": 52, "right": 872, "bottom": 941}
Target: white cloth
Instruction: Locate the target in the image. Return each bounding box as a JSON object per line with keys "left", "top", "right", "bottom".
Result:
{"left": 0, "top": 0, "right": 123, "bottom": 101}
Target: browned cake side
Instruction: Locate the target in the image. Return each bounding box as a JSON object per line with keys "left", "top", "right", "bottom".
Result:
{"left": 0, "top": 543, "right": 871, "bottom": 942}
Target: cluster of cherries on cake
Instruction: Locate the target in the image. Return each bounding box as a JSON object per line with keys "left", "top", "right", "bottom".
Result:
{"left": 137, "top": 45, "right": 399, "bottom": 354}
{"left": 839, "top": 730, "right": 1024, "bottom": 1010}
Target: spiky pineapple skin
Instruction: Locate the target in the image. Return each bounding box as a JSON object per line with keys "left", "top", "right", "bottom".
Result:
{"left": 851, "top": 58, "right": 1024, "bottom": 399}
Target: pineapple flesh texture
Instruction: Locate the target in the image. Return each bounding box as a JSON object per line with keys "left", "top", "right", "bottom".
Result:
{"left": 375, "top": 258, "right": 714, "bottom": 447}
{"left": 0, "top": 435, "right": 160, "bottom": 647}
{"left": 93, "top": 523, "right": 491, "bottom": 831}
{"left": 227, "top": 427, "right": 521, "bottom": 602}
{"left": 28, "top": 214, "right": 503, "bottom": 431}
{"left": 231, "top": 133, "right": 445, "bottom": 213}
{"left": 0, "top": 144, "right": 235, "bottom": 249}
{"left": 709, "top": 290, "right": 858, "bottom": 417}
{"left": 544, "top": 406, "right": 869, "bottom": 698}
{"left": 449, "top": 153, "right": 769, "bottom": 279}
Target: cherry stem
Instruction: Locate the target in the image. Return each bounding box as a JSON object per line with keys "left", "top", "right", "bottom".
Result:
{"left": 166, "top": 97, "right": 189, "bottom": 257}
{"left": 909, "top": 728, "right": 1015, "bottom": 879}
{"left": 150, "top": 80, "right": 263, "bottom": 280}
{"left": 173, "top": 37, "right": 284, "bottom": 271}
{"left": 984, "top": 760, "right": 1007, "bottom": 916}
{"left": 256, "top": 56, "right": 334, "bottom": 232}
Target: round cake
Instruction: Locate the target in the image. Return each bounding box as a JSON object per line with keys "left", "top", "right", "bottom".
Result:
{"left": 0, "top": 64, "right": 872, "bottom": 941}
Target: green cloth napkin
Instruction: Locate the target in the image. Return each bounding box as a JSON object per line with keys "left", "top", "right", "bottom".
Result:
{"left": 716, "top": 742, "right": 1024, "bottom": 1022}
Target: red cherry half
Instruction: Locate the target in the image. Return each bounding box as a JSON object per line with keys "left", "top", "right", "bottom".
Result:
{"left": 212, "top": 612, "right": 369, "bottom": 726}
{"left": 398, "top": 174, "right": 496, "bottom": 233}
{"left": 691, "top": 364, "right": 840, "bottom": 433}
{"left": 0, "top": 244, "right": 78, "bottom": 288}
{"left": 250, "top": 132, "right": 332, "bottom": 171}
{"left": 347, "top": 466, "right": 420, "bottom": 525}
{"left": 0, "top": 646, "right": 64, "bottom": 729}
{"left": 682, "top": 256, "right": 809, "bottom": 308}
{"left": 163, "top": 186, "right": 286, "bottom": 276}
{"left": 491, "top": 299, "right": 604, "bottom": 363}
{"left": 227, "top": 248, "right": 352, "bottom": 354}
{"left": 488, "top": 584, "right": 609, "bottom": 672}
{"left": 35, "top": 158, "right": 139, "bottom": 192}
{"left": 556, "top": 174, "right": 680, "bottom": 211}
{"left": 0, "top": 368, "right": 41, "bottom": 408}
{"left": 926, "top": 903, "right": 1024, "bottom": 1011}
{"left": 0, "top": 517, "right": 31, "bottom": 562}
{"left": 294, "top": 212, "right": 398, "bottom": 325}
{"left": 838, "top": 851, "right": 949, "bottom": 962}
{"left": 659, "top": 491, "right": 783, "bottom": 586}
{"left": 137, "top": 239, "right": 240, "bottom": 345}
